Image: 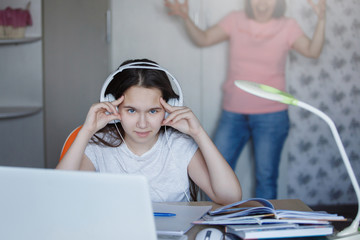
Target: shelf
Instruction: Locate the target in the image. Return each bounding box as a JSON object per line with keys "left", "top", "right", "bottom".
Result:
{"left": 0, "top": 106, "right": 42, "bottom": 119}
{"left": 0, "top": 37, "right": 41, "bottom": 45}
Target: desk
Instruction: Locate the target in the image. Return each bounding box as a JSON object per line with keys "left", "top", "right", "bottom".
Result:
{"left": 173, "top": 199, "right": 313, "bottom": 240}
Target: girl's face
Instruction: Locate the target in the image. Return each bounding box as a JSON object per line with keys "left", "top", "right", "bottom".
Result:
{"left": 119, "top": 86, "right": 165, "bottom": 153}
{"left": 250, "top": 0, "right": 277, "bottom": 23}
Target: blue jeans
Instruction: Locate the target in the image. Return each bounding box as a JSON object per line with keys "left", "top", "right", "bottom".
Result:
{"left": 213, "top": 110, "right": 289, "bottom": 199}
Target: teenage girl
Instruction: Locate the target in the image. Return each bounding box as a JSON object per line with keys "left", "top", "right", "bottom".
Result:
{"left": 56, "top": 58, "right": 242, "bottom": 205}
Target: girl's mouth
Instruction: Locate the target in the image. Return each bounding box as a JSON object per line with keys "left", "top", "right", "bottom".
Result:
{"left": 136, "top": 131, "right": 151, "bottom": 138}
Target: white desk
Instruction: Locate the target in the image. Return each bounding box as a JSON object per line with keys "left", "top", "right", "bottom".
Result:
{"left": 171, "top": 199, "right": 313, "bottom": 240}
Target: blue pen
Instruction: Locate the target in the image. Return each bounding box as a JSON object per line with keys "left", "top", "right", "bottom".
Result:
{"left": 154, "top": 212, "right": 176, "bottom": 217}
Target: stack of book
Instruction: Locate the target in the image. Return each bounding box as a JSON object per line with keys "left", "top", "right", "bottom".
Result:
{"left": 193, "top": 198, "right": 346, "bottom": 239}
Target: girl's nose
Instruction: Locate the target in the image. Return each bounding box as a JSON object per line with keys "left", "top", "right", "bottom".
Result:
{"left": 136, "top": 113, "right": 148, "bottom": 128}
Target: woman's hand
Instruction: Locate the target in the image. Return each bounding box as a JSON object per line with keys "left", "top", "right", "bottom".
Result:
{"left": 307, "top": 0, "right": 326, "bottom": 20}
{"left": 82, "top": 97, "right": 123, "bottom": 135}
{"left": 160, "top": 98, "right": 203, "bottom": 138}
{"left": 164, "top": 0, "right": 189, "bottom": 20}
{"left": 293, "top": 0, "right": 326, "bottom": 58}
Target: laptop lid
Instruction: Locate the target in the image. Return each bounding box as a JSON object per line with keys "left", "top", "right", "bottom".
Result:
{"left": 0, "top": 166, "right": 157, "bottom": 240}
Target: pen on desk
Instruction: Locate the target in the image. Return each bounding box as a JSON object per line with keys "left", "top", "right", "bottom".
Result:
{"left": 153, "top": 212, "right": 176, "bottom": 217}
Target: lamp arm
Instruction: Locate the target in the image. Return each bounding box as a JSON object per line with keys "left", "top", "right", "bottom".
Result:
{"left": 297, "top": 101, "right": 360, "bottom": 237}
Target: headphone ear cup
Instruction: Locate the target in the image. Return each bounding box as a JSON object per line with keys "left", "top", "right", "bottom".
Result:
{"left": 113, "top": 105, "right": 120, "bottom": 124}
{"left": 112, "top": 119, "right": 121, "bottom": 124}
{"left": 165, "top": 98, "right": 181, "bottom": 119}
{"left": 102, "top": 93, "right": 120, "bottom": 124}
{"left": 167, "top": 98, "right": 181, "bottom": 107}
{"left": 105, "top": 93, "right": 116, "bottom": 102}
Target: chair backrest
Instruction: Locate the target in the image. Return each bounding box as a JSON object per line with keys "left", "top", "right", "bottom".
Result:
{"left": 59, "top": 125, "right": 82, "bottom": 161}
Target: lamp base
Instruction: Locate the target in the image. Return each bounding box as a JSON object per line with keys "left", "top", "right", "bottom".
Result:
{"left": 327, "top": 232, "right": 360, "bottom": 240}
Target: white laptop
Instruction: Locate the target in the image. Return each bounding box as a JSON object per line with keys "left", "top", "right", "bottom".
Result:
{"left": 0, "top": 166, "right": 157, "bottom": 240}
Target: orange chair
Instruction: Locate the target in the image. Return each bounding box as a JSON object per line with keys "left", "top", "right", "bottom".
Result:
{"left": 59, "top": 125, "right": 82, "bottom": 161}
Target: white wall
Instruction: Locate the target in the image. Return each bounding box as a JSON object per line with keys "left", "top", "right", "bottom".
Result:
{"left": 109, "top": 0, "right": 202, "bottom": 118}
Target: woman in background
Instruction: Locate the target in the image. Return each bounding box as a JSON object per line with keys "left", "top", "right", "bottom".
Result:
{"left": 164, "top": 0, "right": 326, "bottom": 199}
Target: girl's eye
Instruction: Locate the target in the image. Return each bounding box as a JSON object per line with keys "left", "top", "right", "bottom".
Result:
{"left": 127, "top": 109, "right": 135, "bottom": 114}
{"left": 149, "top": 109, "right": 158, "bottom": 114}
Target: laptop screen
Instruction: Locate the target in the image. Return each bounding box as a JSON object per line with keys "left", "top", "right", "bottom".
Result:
{"left": 0, "top": 166, "right": 157, "bottom": 240}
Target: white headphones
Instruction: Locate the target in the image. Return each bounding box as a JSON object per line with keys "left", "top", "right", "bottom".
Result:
{"left": 100, "top": 61, "right": 183, "bottom": 107}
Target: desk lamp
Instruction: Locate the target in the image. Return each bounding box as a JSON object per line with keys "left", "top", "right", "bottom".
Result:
{"left": 234, "top": 80, "right": 360, "bottom": 240}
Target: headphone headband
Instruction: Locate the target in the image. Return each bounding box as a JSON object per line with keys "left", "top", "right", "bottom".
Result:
{"left": 99, "top": 62, "right": 184, "bottom": 106}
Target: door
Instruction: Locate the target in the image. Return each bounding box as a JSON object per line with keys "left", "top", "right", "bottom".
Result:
{"left": 43, "top": 0, "right": 110, "bottom": 168}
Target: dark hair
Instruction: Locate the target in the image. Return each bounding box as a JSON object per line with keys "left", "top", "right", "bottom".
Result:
{"left": 105, "top": 59, "right": 179, "bottom": 105}
{"left": 189, "top": 177, "right": 199, "bottom": 201}
{"left": 244, "top": 0, "right": 286, "bottom": 19}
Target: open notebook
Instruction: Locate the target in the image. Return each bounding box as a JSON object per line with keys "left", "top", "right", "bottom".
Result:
{"left": 0, "top": 166, "right": 157, "bottom": 240}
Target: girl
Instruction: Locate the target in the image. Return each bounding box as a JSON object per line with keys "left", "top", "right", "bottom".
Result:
{"left": 164, "top": 0, "right": 326, "bottom": 199}
{"left": 57, "top": 59, "right": 242, "bottom": 205}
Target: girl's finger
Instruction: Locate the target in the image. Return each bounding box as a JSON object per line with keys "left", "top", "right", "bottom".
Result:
{"left": 100, "top": 101, "right": 120, "bottom": 118}
{"left": 160, "top": 97, "right": 173, "bottom": 113}
{"left": 112, "top": 95, "right": 124, "bottom": 106}
{"left": 163, "top": 107, "right": 191, "bottom": 124}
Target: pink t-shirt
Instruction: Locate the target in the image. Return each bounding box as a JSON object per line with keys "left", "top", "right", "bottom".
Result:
{"left": 218, "top": 11, "right": 303, "bottom": 114}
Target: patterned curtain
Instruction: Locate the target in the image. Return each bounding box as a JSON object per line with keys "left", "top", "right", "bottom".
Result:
{"left": 285, "top": 0, "right": 360, "bottom": 205}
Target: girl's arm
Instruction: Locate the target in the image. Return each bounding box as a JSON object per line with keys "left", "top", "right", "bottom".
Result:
{"left": 161, "top": 98, "right": 242, "bottom": 205}
{"left": 292, "top": 0, "right": 326, "bottom": 58}
{"left": 188, "top": 132, "right": 242, "bottom": 205}
{"left": 56, "top": 98, "right": 123, "bottom": 171}
{"left": 164, "top": 0, "right": 228, "bottom": 47}
{"left": 56, "top": 127, "right": 95, "bottom": 171}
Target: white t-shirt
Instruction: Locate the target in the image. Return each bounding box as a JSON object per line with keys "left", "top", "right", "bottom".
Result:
{"left": 85, "top": 128, "right": 198, "bottom": 202}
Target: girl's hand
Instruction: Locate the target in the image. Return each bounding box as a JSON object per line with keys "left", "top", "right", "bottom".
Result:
{"left": 307, "top": 0, "right": 326, "bottom": 20}
{"left": 82, "top": 96, "right": 123, "bottom": 135}
{"left": 164, "top": 0, "right": 189, "bottom": 20}
{"left": 160, "top": 98, "right": 203, "bottom": 137}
